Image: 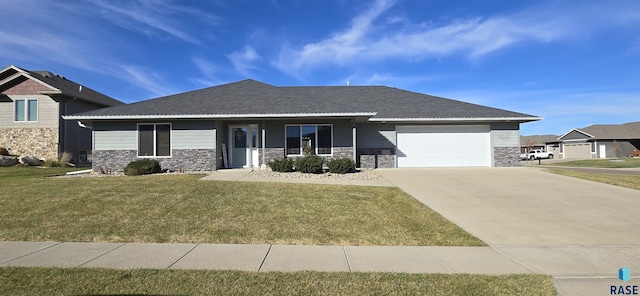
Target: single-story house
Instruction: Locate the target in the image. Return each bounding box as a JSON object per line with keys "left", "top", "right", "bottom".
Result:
{"left": 0, "top": 65, "right": 122, "bottom": 164}
{"left": 520, "top": 134, "right": 560, "bottom": 155}
{"left": 64, "top": 79, "right": 540, "bottom": 171}
{"left": 555, "top": 121, "right": 640, "bottom": 159}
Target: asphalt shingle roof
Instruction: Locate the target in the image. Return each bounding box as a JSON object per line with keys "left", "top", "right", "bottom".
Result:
{"left": 27, "top": 70, "right": 122, "bottom": 107}
{"left": 1, "top": 65, "right": 122, "bottom": 107}
{"left": 68, "top": 79, "right": 538, "bottom": 120}
{"left": 576, "top": 122, "right": 640, "bottom": 139}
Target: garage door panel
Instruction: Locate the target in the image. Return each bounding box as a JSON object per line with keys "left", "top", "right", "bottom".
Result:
{"left": 396, "top": 125, "right": 491, "bottom": 167}
{"left": 563, "top": 143, "right": 592, "bottom": 159}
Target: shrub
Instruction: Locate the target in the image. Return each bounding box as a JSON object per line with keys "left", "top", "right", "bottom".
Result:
{"left": 268, "top": 158, "right": 294, "bottom": 172}
{"left": 327, "top": 158, "right": 356, "bottom": 174}
{"left": 0, "top": 147, "right": 9, "bottom": 156}
{"left": 41, "top": 159, "right": 71, "bottom": 168}
{"left": 124, "top": 159, "right": 162, "bottom": 176}
{"left": 294, "top": 155, "right": 324, "bottom": 174}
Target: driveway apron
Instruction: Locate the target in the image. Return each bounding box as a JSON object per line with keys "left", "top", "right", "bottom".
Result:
{"left": 377, "top": 167, "right": 640, "bottom": 294}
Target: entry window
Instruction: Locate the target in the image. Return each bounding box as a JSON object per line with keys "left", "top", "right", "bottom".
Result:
{"left": 14, "top": 99, "right": 38, "bottom": 122}
{"left": 138, "top": 123, "right": 171, "bottom": 157}
{"left": 285, "top": 124, "right": 332, "bottom": 155}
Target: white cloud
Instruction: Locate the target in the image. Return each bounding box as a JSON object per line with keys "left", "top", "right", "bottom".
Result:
{"left": 274, "top": 0, "right": 640, "bottom": 77}
{"left": 119, "top": 65, "right": 179, "bottom": 97}
{"left": 92, "top": 0, "right": 220, "bottom": 45}
{"left": 226, "top": 46, "right": 261, "bottom": 77}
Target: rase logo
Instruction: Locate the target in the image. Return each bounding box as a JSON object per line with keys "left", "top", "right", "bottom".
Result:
{"left": 611, "top": 266, "right": 638, "bottom": 295}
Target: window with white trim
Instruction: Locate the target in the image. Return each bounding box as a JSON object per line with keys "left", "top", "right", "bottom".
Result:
{"left": 285, "top": 124, "right": 332, "bottom": 155}
{"left": 138, "top": 123, "right": 171, "bottom": 157}
{"left": 14, "top": 99, "right": 38, "bottom": 122}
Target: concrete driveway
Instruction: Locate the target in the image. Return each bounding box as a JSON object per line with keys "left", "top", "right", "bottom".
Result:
{"left": 376, "top": 167, "right": 640, "bottom": 246}
{"left": 377, "top": 167, "right": 640, "bottom": 294}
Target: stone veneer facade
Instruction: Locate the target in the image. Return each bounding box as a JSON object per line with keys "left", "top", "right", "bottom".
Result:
{"left": 357, "top": 148, "right": 395, "bottom": 168}
{"left": 93, "top": 149, "right": 216, "bottom": 172}
{"left": 0, "top": 128, "right": 59, "bottom": 160}
{"left": 493, "top": 147, "right": 521, "bottom": 167}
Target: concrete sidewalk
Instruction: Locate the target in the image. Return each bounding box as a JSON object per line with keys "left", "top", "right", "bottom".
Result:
{"left": 0, "top": 241, "right": 531, "bottom": 274}
{"left": 199, "top": 168, "right": 395, "bottom": 187}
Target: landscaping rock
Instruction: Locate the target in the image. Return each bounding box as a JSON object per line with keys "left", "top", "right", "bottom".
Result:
{"left": 19, "top": 155, "right": 42, "bottom": 166}
{"left": 0, "top": 155, "right": 18, "bottom": 167}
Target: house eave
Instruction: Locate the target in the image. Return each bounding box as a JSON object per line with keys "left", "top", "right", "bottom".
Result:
{"left": 63, "top": 112, "right": 378, "bottom": 121}
{"left": 369, "top": 117, "right": 543, "bottom": 123}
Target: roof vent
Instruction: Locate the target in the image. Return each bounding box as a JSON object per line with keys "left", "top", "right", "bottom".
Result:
{"left": 346, "top": 81, "right": 350, "bottom": 86}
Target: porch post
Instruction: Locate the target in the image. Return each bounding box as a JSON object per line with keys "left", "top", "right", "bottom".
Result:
{"left": 352, "top": 119, "right": 357, "bottom": 162}
{"left": 261, "top": 120, "right": 266, "bottom": 167}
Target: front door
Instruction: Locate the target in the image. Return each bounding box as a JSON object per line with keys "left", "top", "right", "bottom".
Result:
{"left": 229, "top": 125, "right": 259, "bottom": 168}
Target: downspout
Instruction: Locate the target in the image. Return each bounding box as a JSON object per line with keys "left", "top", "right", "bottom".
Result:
{"left": 352, "top": 119, "right": 357, "bottom": 163}
{"left": 261, "top": 120, "right": 266, "bottom": 168}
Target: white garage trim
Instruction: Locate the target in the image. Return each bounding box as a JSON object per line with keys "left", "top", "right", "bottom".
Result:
{"left": 396, "top": 125, "right": 491, "bottom": 167}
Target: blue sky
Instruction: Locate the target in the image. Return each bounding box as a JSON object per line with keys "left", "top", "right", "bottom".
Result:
{"left": 1, "top": 0, "right": 639, "bottom": 135}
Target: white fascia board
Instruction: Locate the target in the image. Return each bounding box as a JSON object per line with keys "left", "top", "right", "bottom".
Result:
{"left": 369, "top": 117, "right": 543, "bottom": 122}
{"left": 557, "top": 128, "right": 595, "bottom": 141}
{"left": 63, "top": 112, "right": 378, "bottom": 120}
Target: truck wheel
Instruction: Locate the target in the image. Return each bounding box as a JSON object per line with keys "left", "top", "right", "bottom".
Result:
{"left": 529, "top": 156, "right": 535, "bottom": 160}
{"left": 548, "top": 154, "right": 554, "bottom": 159}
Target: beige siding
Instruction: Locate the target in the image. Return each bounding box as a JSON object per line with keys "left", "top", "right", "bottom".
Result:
{"left": 0, "top": 95, "right": 59, "bottom": 128}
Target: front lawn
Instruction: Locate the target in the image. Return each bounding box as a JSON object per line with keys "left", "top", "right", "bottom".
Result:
{"left": 548, "top": 158, "right": 640, "bottom": 168}
{"left": 0, "top": 167, "right": 483, "bottom": 246}
{"left": 0, "top": 267, "right": 557, "bottom": 296}
{"left": 548, "top": 169, "right": 640, "bottom": 191}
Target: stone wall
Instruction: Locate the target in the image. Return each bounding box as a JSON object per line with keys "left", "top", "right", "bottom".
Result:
{"left": 93, "top": 149, "right": 216, "bottom": 172}
{"left": 357, "top": 148, "right": 395, "bottom": 168}
{"left": 0, "top": 128, "right": 58, "bottom": 160}
{"left": 494, "top": 147, "right": 521, "bottom": 167}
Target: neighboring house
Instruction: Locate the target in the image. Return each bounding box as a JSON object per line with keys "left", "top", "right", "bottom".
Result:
{"left": 520, "top": 134, "right": 560, "bottom": 155}
{"left": 555, "top": 122, "right": 640, "bottom": 159}
{"left": 0, "top": 65, "right": 122, "bottom": 165}
{"left": 64, "top": 79, "right": 540, "bottom": 171}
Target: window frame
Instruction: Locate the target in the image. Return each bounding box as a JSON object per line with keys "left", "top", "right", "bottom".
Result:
{"left": 137, "top": 123, "right": 172, "bottom": 158}
{"left": 14, "top": 99, "right": 38, "bottom": 122}
{"left": 284, "top": 124, "right": 333, "bottom": 156}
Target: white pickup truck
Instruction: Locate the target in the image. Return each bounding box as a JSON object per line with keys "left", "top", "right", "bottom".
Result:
{"left": 520, "top": 150, "right": 554, "bottom": 160}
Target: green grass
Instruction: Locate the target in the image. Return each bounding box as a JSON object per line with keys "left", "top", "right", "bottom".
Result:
{"left": 548, "top": 169, "right": 640, "bottom": 190}
{"left": 548, "top": 158, "right": 640, "bottom": 168}
{"left": 0, "top": 267, "right": 557, "bottom": 296}
{"left": 0, "top": 167, "right": 483, "bottom": 246}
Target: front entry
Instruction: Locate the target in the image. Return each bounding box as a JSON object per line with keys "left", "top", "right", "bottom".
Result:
{"left": 229, "top": 124, "right": 259, "bottom": 168}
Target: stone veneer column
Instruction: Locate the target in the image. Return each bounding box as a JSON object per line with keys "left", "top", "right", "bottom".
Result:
{"left": 357, "top": 148, "right": 395, "bottom": 168}
{"left": 0, "top": 128, "right": 58, "bottom": 160}
{"left": 493, "top": 147, "right": 521, "bottom": 167}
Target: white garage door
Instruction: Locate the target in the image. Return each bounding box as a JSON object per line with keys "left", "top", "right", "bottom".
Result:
{"left": 562, "top": 143, "right": 592, "bottom": 159}
{"left": 396, "top": 125, "right": 491, "bottom": 167}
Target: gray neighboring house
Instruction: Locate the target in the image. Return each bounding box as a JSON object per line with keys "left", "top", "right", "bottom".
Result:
{"left": 64, "top": 79, "right": 540, "bottom": 171}
{"left": 0, "top": 65, "right": 122, "bottom": 165}
{"left": 555, "top": 122, "right": 640, "bottom": 159}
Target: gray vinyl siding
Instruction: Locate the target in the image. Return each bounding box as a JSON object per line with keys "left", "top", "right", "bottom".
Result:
{"left": 172, "top": 121, "right": 215, "bottom": 150}
{"left": 597, "top": 140, "right": 637, "bottom": 158}
{"left": 94, "top": 120, "right": 216, "bottom": 151}
{"left": 94, "top": 121, "right": 137, "bottom": 150}
{"left": 491, "top": 130, "right": 520, "bottom": 147}
{"left": 356, "top": 122, "right": 396, "bottom": 149}
{"left": 0, "top": 95, "right": 59, "bottom": 128}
